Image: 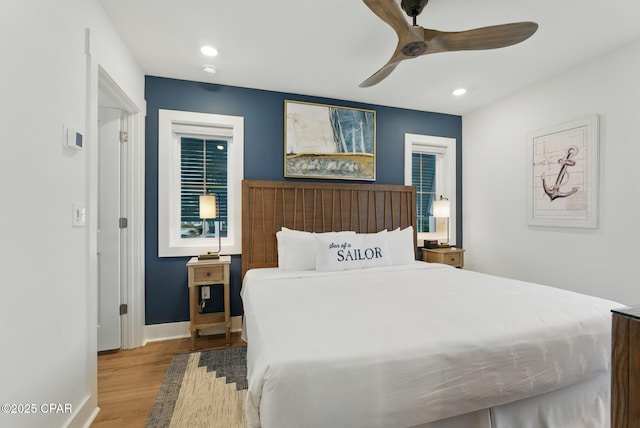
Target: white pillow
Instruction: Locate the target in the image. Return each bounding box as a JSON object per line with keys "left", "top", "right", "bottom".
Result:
{"left": 276, "top": 228, "right": 355, "bottom": 271}
{"left": 315, "top": 230, "right": 391, "bottom": 272}
{"left": 276, "top": 228, "right": 312, "bottom": 270}
{"left": 387, "top": 226, "right": 416, "bottom": 265}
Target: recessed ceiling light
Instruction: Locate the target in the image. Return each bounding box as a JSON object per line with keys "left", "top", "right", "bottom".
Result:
{"left": 452, "top": 88, "right": 467, "bottom": 96}
{"left": 200, "top": 46, "right": 218, "bottom": 57}
{"left": 202, "top": 65, "right": 217, "bottom": 74}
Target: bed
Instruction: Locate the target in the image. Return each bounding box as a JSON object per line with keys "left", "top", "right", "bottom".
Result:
{"left": 240, "top": 180, "right": 619, "bottom": 428}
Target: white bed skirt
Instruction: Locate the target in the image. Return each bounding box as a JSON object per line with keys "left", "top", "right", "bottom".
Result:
{"left": 418, "top": 371, "right": 609, "bottom": 428}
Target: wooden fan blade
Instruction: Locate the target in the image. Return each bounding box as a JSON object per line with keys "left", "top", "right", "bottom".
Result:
{"left": 359, "top": 58, "right": 403, "bottom": 88}
{"left": 360, "top": 24, "right": 426, "bottom": 88}
{"left": 363, "top": 0, "right": 411, "bottom": 38}
{"left": 425, "top": 22, "right": 538, "bottom": 53}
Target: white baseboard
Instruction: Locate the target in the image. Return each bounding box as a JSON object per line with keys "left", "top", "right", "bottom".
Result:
{"left": 65, "top": 394, "right": 99, "bottom": 428}
{"left": 144, "top": 316, "right": 243, "bottom": 345}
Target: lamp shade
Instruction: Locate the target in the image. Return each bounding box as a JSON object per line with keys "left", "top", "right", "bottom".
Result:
{"left": 199, "top": 194, "right": 217, "bottom": 219}
{"left": 432, "top": 199, "right": 450, "bottom": 218}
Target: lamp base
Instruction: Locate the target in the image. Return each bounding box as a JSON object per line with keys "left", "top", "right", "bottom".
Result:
{"left": 198, "top": 252, "right": 220, "bottom": 260}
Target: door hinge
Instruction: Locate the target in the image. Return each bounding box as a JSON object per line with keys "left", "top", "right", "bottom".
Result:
{"left": 119, "top": 217, "right": 128, "bottom": 229}
{"left": 119, "top": 304, "right": 128, "bottom": 315}
{"left": 119, "top": 130, "right": 128, "bottom": 143}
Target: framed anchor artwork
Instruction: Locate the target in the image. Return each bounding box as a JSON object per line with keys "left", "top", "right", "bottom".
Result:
{"left": 526, "top": 115, "right": 599, "bottom": 228}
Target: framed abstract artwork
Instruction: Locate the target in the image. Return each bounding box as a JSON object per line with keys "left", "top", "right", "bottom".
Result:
{"left": 526, "top": 115, "right": 599, "bottom": 228}
{"left": 284, "top": 100, "right": 376, "bottom": 180}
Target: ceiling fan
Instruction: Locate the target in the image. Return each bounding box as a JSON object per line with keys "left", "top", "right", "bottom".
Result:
{"left": 360, "top": 0, "right": 538, "bottom": 87}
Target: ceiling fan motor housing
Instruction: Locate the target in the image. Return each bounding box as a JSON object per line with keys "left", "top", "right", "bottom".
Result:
{"left": 402, "top": 41, "right": 427, "bottom": 56}
{"left": 401, "top": 0, "right": 429, "bottom": 17}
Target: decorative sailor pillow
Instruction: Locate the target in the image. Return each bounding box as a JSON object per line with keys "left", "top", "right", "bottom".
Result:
{"left": 276, "top": 228, "right": 355, "bottom": 271}
{"left": 315, "top": 230, "right": 391, "bottom": 271}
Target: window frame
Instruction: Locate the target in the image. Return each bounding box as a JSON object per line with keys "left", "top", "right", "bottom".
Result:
{"left": 404, "top": 134, "right": 457, "bottom": 245}
{"left": 158, "top": 109, "right": 244, "bottom": 257}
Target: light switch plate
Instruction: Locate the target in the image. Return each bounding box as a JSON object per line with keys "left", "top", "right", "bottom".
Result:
{"left": 72, "top": 202, "right": 85, "bottom": 227}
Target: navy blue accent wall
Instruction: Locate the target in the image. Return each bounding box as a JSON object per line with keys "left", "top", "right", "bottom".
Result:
{"left": 145, "top": 76, "right": 462, "bottom": 325}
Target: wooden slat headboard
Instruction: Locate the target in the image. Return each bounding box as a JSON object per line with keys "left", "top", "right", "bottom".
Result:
{"left": 242, "top": 180, "right": 417, "bottom": 278}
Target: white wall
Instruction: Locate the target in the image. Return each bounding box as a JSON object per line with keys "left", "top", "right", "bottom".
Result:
{"left": 0, "top": 1, "right": 143, "bottom": 427}
{"left": 463, "top": 38, "right": 640, "bottom": 306}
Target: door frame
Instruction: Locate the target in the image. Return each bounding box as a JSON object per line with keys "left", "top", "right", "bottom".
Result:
{"left": 95, "top": 67, "right": 145, "bottom": 349}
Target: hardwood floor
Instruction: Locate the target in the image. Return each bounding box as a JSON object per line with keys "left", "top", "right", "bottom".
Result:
{"left": 92, "top": 332, "right": 246, "bottom": 427}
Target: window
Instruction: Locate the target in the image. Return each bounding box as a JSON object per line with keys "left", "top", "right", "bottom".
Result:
{"left": 180, "top": 138, "right": 228, "bottom": 239}
{"left": 404, "top": 134, "right": 456, "bottom": 244}
{"left": 158, "top": 110, "right": 243, "bottom": 257}
{"left": 412, "top": 152, "right": 437, "bottom": 233}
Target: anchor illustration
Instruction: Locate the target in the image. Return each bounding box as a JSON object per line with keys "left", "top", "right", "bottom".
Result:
{"left": 542, "top": 146, "right": 580, "bottom": 201}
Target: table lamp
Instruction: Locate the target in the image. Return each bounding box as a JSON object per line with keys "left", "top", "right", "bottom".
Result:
{"left": 198, "top": 191, "right": 221, "bottom": 260}
{"left": 432, "top": 195, "right": 450, "bottom": 247}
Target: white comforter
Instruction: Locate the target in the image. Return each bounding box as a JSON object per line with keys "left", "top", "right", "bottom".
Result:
{"left": 241, "top": 262, "right": 619, "bottom": 428}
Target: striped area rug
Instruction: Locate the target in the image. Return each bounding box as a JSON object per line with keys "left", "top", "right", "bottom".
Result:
{"left": 146, "top": 346, "right": 247, "bottom": 428}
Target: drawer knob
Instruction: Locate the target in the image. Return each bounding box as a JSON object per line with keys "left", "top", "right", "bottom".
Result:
{"left": 206, "top": 272, "right": 211, "bottom": 276}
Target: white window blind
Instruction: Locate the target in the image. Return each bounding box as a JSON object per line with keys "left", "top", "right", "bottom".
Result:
{"left": 180, "top": 138, "right": 228, "bottom": 238}
{"left": 412, "top": 152, "right": 436, "bottom": 233}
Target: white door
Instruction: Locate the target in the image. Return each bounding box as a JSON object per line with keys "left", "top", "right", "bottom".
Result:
{"left": 97, "top": 107, "right": 123, "bottom": 351}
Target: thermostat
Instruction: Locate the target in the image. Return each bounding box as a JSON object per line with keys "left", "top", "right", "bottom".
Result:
{"left": 65, "top": 127, "right": 84, "bottom": 152}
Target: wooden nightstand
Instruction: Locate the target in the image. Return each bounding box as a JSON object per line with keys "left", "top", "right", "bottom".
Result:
{"left": 611, "top": 306, "right": 640, "bottom": 427}
{"left": 422, "top": 247, "right": 465, "bottom": 268}
{"left": 186, "top": 256, "right": 231, "bottom": 350}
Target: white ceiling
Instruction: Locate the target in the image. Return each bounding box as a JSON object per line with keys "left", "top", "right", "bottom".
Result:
{"left": 98, "top": 0, "right": 640, "bottom": 116}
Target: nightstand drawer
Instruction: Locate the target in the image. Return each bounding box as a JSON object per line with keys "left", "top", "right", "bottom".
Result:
{"left": 443, "top": 252, "right": 461, "bottom": 266}
{"left": 422, "top": 248, "right": 465, "bottom": 268}
{"left": 193, "top": 265, "right": 225, "bottom": 283}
